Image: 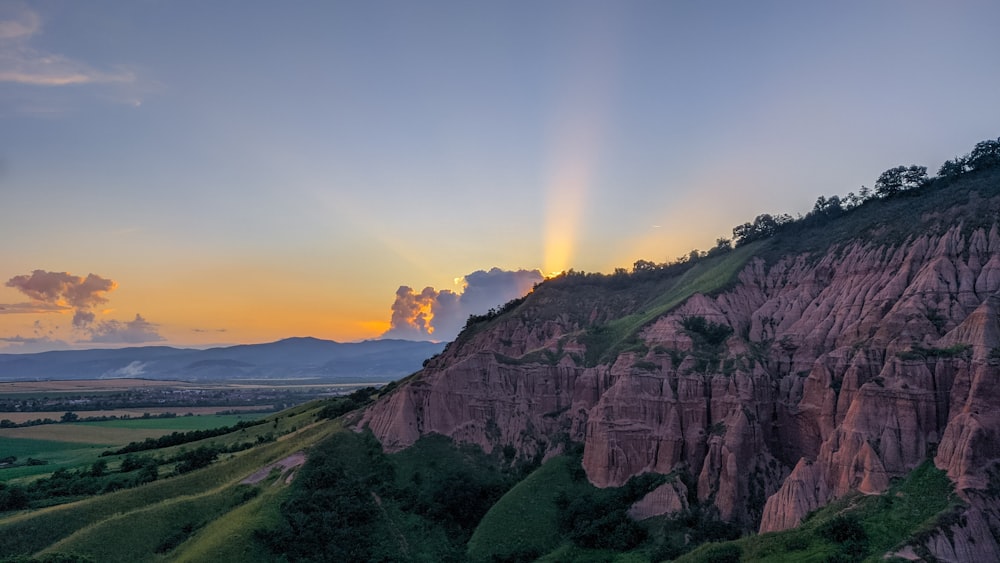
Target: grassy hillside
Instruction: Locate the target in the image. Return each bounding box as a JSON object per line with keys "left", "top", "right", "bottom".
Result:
{"left": 0, "top": 402, "right": 333, "bottom": 561}
{"left": 467, "top": 454, "right": 576, "bottom": 562}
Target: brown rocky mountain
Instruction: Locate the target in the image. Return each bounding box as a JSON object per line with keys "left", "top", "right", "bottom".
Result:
{"left": 359, "top": 164, "right": 1000, "bottom": 559}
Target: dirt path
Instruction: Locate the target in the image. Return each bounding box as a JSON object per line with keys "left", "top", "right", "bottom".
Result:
{"left": 241, "top": 451, "right": 307, "bottom": 484}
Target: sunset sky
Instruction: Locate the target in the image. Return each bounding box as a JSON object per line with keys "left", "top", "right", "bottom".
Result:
{"left": 2, "top": 1, "right": 999, "bottom": 352}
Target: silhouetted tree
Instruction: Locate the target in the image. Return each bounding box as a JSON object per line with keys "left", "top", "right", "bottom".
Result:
{"left": 874, "top": 165, "right": 926, "bottom": 197}
{"left": 707, "top": 237, "right": 732, "bottom": 257}
{"left": 967, "top": 138, "right": 1000, "bottom": 170}
{"left": 811, "top": 195, "right": 844, "bottom": 219}
{"left": 938, "top": 157, "right": 968, "bottom": 179}
{"left": 632, "top": 259, "right": 657, "bottom": 273}
{"left": 732, "top": 213, "right": 793, "bottom": 246}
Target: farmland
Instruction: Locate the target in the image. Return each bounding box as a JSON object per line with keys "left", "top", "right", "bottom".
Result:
{"left": 0, "top": 378, "right": 372, "bottom": 426}
{"left": 0, "top": 413, "right": 270, "bottom": 481}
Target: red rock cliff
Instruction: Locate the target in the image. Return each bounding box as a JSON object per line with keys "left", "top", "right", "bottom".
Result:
{"left": 359, "top": 217, "right": 1000, "bottom": 555}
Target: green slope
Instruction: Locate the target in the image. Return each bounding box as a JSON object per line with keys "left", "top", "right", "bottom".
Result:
{"left": 0, "top": 406, "right": 336, "bottom": 560}
{"left": 467, "top": 455, "right": 576, "bottom": 562}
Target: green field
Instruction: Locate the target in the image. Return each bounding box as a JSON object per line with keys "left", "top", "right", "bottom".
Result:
{"left": 0, "top": 437, "right": 116, "bottom": 481}
{"left": 80, "top": 413, "right": 266, "bottom": 430}
{"left": 1, "top": 413, "right": 273, "bottom": 482}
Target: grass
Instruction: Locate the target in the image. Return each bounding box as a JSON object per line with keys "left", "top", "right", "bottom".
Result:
{"left": 169, "top": 481, "right": 290, "bottom": 563}
{"left": 1, "top": 414, "right": 267, "bottom": 482}
{"left": 467, "top": 455, "right": 577, "bottom": 562}
{"left": 0, "top": 406, "right": 337, "bottom": 559}
{"left": 0, "top": 437, "right": 115, "bottom": 481}
{"left": 582, "top": 242, "right": 762, "bottom": 366}
{"left": 674, "top": 460, "right": 957, "bottom": 563}
{"left": 535, "top": 543, "right": 649, "bottom": 563}
{"left": 79, "top": 413, "right": 267, "bottom": 430}
{"left": 0, "top": 437, "right": 101, "bottom": 460}
{"left": 38, "top": 484, "right": 260, "bottom": 562}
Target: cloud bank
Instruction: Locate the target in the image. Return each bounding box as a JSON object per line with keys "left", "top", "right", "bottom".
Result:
{"left": 383, "top": 268, "right": 543, "bottom": 341}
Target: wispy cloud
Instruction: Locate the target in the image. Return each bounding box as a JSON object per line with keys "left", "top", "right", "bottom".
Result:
{"left": 0, "top": 3, "right": 38, "bottom": 40}
{"left": 0, "top": 3, "right": 135, "bottom": 87}
{"left": 0, "top": 301, "right": 70, "bottom": 314}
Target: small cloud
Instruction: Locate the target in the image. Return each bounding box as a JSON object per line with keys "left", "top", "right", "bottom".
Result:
{"left": 192, "top": 327, "right": 227, "bottom": 333}
{"left": 85, "top": 313, "right": 165, "bottom": 344}
{"left": 383, "top": 268, "right": 543, "bottom": 342}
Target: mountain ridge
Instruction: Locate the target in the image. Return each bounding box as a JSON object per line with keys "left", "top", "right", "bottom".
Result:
{"left": 0, "top": 337, "right": 446, "bottom": 383}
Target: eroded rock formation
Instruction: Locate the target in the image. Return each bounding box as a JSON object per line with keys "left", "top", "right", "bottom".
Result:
{"left": 358, "top": 219, "right": 1000, "bottom": 558}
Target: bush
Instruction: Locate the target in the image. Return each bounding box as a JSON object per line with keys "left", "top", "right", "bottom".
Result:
{"left": 174, "top": 447, "right": 218, "bottom": 474}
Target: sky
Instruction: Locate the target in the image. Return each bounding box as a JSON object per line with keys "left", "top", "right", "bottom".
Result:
{"left": 1, "top": 0, "right": 999, "bottom": 352}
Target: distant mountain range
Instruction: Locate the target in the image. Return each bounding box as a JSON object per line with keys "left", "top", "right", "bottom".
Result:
{"left": 0, "top": 337, "right": 446, "bottom": 382}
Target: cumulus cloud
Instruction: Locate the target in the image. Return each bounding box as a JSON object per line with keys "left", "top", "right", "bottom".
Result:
{"left": 86, "top": 314, "right": 165, "bottom": 344}
{"left": 383, "top": 268, "right": 543, "bottom": 341}
{"left": 0, "top": 3, "right": 135, "bottom": 87}
{"left": 4, "top": 269, "right": 117, "bottom": 327}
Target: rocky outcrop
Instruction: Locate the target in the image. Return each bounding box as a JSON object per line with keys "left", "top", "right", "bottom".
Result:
{"left": 627, "top": 479, "right": 689, "bottom": 521}
{"left": 359, "top": 220, "right": 1000, "bottom": 545}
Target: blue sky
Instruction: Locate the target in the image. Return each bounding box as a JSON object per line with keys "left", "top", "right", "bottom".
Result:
{"left": 1, "top": 0, "right": 999, "bottom": 351}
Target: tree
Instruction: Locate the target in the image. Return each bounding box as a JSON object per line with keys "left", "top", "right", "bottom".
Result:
{"left": 707, "top": 237, "right": 732, "bottom": 257}
{"left": 732, "top": 213, "right": 793, "bottom": 246}
{"left": 90, "top": 459, "right": 108, "bottom": 477}
{"left": 874, "top": 165, "right": 926, "bottom": 197}
{"left": 938, "top": 157, "right": 967, "bottom": 179}
{"left": 61, "top": 411, "right": 79, "bottom": 423}
{"left": 632, "top": 259, "right": 657, "bottom": 273}
{"left": 902, "top": 165, "right": 928, "bottom": 189}
{"left": 967, "top": 138, "right": 1000, "bottom": 171}
{"left": 811, "top": 195, "right": 844, "bottom": 219}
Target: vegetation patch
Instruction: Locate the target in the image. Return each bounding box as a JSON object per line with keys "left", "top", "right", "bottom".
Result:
{"left": 579, "top": 243, "right": 759, "bottom": 367}
{"left": 680, "top": 316, "right": 734, "bottom": 374}
{"left": 675, "top": 460, "right": 958, "bottom": 563}
{"left": 257, "top": 431, "right": 530, "bottom": 562}
{"left": 897, "top": 344, "right": 971, "bottom": 361}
